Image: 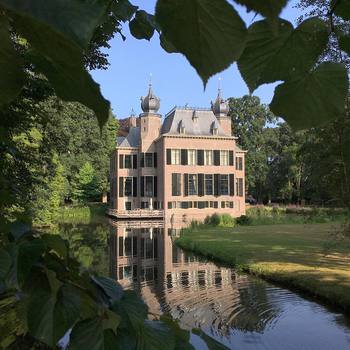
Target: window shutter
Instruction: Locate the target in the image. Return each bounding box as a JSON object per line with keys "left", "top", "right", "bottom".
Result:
{"left": 184, "top": 174, "right": 189, "bottom": 196}
{"left": 229, "top": 151, "right": 234, "bottom": 166}
{"left": 140, "top": 153, "right": 144, "bottom": 168}
{"left": 172, "top": 173, "right": 177, "bottom": 196}
{"left": 198, "top": 174, "right": 204, "bottom": 197}
{"left": 133, "top": 154, "right": 137, "bottom": 169}
{"left": 214, "top": 150, "right": 220, "bottom": 166}
{"left": 133, "top": 177, "right": 137, "bottom": 197}
{"left": 119, "top": 177, "right": 124, "bottom": 197}
{"left": 140, "top": 176, "right": 145, "bottom": 197}
{"left": 229, "top": 174, "right": 234, "bottom": 196}
{"left": 166, "top": 149, "right": 171, "bottom": 165}
{"left": 181, "top": 149, "right": 188, "bottom": 165}
{"left": 119, "top": 155, "right": 124, "bottom": 169}
{"left": 154, "top": 176, "right": 158, "bottom": 197}
{"left": 197, "top": 150, "right": 204, "bottom": 165}
{"left": 214, "top": 174, "right": 220, "bottom": 196}
{"left": 153, "top": 153, "right": 157, "bottom": 168}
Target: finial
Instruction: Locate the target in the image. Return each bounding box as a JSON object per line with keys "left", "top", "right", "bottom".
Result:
{"left": 149, "top": 73, "right": 153, "bottom": 87}
{"left": 130, "top": 108, "right": 135, "bottom": 117}
{"left": 218, "top": 77, "right": 222, "bottom": 98}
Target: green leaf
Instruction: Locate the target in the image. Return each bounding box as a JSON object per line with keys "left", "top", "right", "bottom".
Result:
{"left": 140, "top": 320, "right": 175, "bottom": 350}
{"left": 92, "top": 276, "right": 123, "bottom": 303}
{"left": 0, "top": 248, "right": 11, "bottom": 279}
{"left": 338, "top": 32, "right": 350, "bottom": 55}
{"left": 270, "top": 62, "right": 349, "bottom": 130}
{"left": 129, "top": 10, "right": 156, "bottom": 40}
{"left": 9, "top": 221, "right": 31, "bottom": 240}
{"left": 234, "top": 0, "right": 288, "bottom": 20}
{"left": 111, "top": 0, "right": 138, "bottom": 21}
{"left": 102, "top": 309, "right": 120, "bottom": 335}
{"left": 27, "top": 271, "right": 81, "bottom": 347}
{"left": 155, "top": 0, "right": 247, "bottom": 86}
{"left": 0, "top": 15, "right": 24, "bottom": 105}
{"left": 0, "top": 0, "right": 110, "bottom": 49}
{"left": 42, "top": 234, "right": 68, "bottom": 261}
{"left": 4, "top": 6, "right": 111, "bottom": 127}
{"left": 334, "top": 0, "right": 350, "bottom": 21}
{"left": 69, "top": 317, "right": 103, "bottom": 350}
{"left": 160, "top": 34, "right": 178, "bottom": 53}
{"left": 161, "top": 316, "right": 195, "bottom": 350}
{"left": 112, "top": 291, "right": 148, "bottom": 330}
{"left": 17, "top": 239, "right": 46, "bottom": 286}
{"left": 192, "top": 328, "right": 230, "bottom": 350}
{"left": 238, "top": 18, "right": 328, "bottom": 92}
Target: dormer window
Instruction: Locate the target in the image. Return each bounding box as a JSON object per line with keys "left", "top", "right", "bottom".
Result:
{"left": 211, "top": 121, "right": 219, "bottom": 135}
{"left": 212, "top": 127, "right": 218, "bottom": 135}
{"left": 192, "top": 110, "right": 199, "bottom": 122}
{"left": 178, "top": 120, "right": 185, "bottom": 134}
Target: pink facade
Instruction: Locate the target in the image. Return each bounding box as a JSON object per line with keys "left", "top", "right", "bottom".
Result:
{"left": 110, "top": 85, "right": 246, "bottom": 222}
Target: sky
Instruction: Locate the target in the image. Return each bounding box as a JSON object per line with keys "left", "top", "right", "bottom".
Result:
{"left": 91, "top": 0, "right": 300, "bottom": 119}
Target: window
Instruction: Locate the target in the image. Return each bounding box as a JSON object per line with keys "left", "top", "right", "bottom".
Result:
{"left": 205, "top": 174, "right": 213, "bottom": 195}
{"left": 141, "top": 201, "right": 149, "bottom": 209}
{"left": 236, "top": 157, "right": 243, "bottom": 170}
{"left": 236, "top": 178, "right": 244, "bottom": 197}
{"left": 145, "top": 176, "right": 154, "bottom": 197}
{"left": 168, "top": 201, "right": 177, "bottom": 209}
{"left": 204, "top": 150, "right": 213, "bottom": 165}
{"left": 220, "top": 150, "right": 229, "bottom": 166}
{"left": 171, "top": 149, "right": 181, "bottom": 165}
{"left": 125, "top": 201, "right": 131, "bottom": 210}
{"left": 124, "top": 155, "right": 132, "bottom": 168}
{"left": 124, "top": 177, "right": 133, "bottom": 196}
{"left": 220, "top": 175, "right": 229, "bottom": 195}
{"left": 189, "top": 174, "right": 198, "bottom": 195}
{"left": 188, "top": 150, "right": 196, "bottom": 165}
{"left": 172, "top": 173, "right": 182, "bottom": 196}
{"left": 145, "top": 153, "right": 153, "bottom": 167}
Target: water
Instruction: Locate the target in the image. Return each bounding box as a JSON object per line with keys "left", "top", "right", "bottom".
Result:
{"left": 56, "top": 219, "right": 350, "bottom": 350}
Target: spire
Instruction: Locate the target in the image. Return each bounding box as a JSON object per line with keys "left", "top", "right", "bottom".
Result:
{"left": 141, "top": 77, "right": 160, "bottom": 113}
{"left": 211, "top": 78, "right": 229, "bottom": 117}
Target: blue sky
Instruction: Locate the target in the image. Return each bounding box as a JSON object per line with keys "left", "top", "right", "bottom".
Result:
{"left": 91, "top": 0, "right": 300, "bottom": 118}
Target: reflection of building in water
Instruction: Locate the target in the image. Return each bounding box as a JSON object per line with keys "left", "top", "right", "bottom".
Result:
{"left": 109, "top": 220, "right": 281, "bottom": 334}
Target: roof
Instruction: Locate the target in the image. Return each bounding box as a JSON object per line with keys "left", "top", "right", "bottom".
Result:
{"left": 117, "top": 126, "right": 140, "bottom": 147}
{"left": 161, "top": 107, "right": 227, "bottom": 136}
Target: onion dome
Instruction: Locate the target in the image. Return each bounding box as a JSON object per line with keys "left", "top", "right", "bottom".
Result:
{"left": 141, "top": 83, "right": 160, "bottom": 113}
{"left": 211, "top": 88, "right": 229, "bottom": 117}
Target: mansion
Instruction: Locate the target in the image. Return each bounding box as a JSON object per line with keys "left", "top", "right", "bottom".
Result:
{"left": 110, "top": 84, "right": 246, "bottom": 221}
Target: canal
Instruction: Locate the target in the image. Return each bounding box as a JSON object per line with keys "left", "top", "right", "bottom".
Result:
{"left": 55, "top": 218, "right": 350, "bottom": 350}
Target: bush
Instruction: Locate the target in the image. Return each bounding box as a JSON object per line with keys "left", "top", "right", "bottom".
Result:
{"left": 220, "top": 213, "right": 235, "bottom": 227}
{"left": 236, "top": 215, "right": 253, "bottom": 226}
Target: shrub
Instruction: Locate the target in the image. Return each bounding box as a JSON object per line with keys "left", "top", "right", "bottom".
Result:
{"left": 220, "top": 213, "right": 235, "bottom": 227}
{"left": 209, "top": 213, "right": 221, "bottom": 226}
{"left": 236, "top": 215, "right": 253, "bottom": 226}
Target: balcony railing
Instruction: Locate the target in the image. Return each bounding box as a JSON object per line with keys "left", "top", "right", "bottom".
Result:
{"left": 107, "top": 208, "right": 164, "bottom": 219}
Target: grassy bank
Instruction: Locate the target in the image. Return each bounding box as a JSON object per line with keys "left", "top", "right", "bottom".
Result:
{"left": 176, "top": 223, "right": 350, "bottom": 312}
{"left": 55, "top": 203, "right": 108, "bottom": 224}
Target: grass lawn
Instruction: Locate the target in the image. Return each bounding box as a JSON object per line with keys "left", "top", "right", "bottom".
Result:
{"left": 176, "top": 223, "right": 350, "bottom": 312}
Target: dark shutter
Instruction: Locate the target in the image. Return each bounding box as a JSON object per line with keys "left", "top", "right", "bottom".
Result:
{"left": 184, "top": 174, "right": 189, "bottom": 196}
{"left": 198, "top": 173, "right": 204, "bottom": 197}
{"left": 133, "top": 177, "right": 137, "bottom": 197}
{"left": 181, "top": 149, "right": 188, "bottom": 165}
{"left": 229, "top": 174, "right": 235, "bottom": 196}
{"left": 119, "top": 177, "right": 124, "bottom": 197}
{"left": 166, "top": 149, "right": 171, "bottom": 165}
{"left": 214, "top": 150, "right": 220, "bottom": 166}
{"left": 140, "top": 176, "right": 145, "bottom": 197}
{"left": 197, "top": 150, "right": 204, "bottom": 166}
{"left": 153, "top": 176, "right": 158, "bottom": 197}
{"left": 214, "top": 174, "right": 220, "bottom": 196}
{"left": 133, "top": 154, "right": 137, "bottom": 169}
{"left": 153, "top": 153, "right": 157, "bottom": 168}
{"left": 119, "top": 154, "right": 124, "bottom": 169}
{"left": 229, "top": 151, "right": 234, "bottom": 166}
{"left": 115, "top": 178, "right": 118, "bottom": 198}
{"left": 172, "top": 173, "right": 177, "bottom": 196}
{"left": 140, "top": 153, "right": 144, "bottom": 168}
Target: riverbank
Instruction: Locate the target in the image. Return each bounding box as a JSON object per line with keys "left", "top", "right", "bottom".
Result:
{"left": 176, "top": 223, "right": 350, "bottom": 312}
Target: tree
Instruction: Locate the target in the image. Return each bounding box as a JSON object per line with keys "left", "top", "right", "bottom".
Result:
{"left": 228, "top": 95, "right": 277, "bottom": 203}
{"left": 73, "top": 162, "right": 100, "bottom": 203}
